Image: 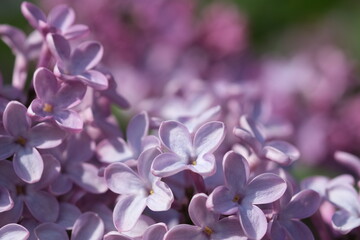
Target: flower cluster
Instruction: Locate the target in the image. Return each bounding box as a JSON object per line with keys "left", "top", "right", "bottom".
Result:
{"left": 0, "top": 1, "right": 360, "bottom": 240}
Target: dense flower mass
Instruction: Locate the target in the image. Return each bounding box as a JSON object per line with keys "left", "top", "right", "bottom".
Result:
{"left": 0, "top": 1, "right": 360, "bottom": 239}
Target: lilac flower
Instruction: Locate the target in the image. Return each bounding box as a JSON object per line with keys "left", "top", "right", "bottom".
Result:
{"left": 47, "top": 33, "right": 108, "bottom": 90}
{"left": 97, "top": 111, "right": 158, "bottom": 164}
{"left": 0, "top": 156, "right": 60, "bottom": 226}
{"left": 0, "top": 223, "right": 29, "bottom": 240}
{"left": 152, "top": 120, "right": 225, "bottom": 177}
{"left": 269, "top": 187, "right": 321, "bottom": 240}
{"left": 334, "top": 151, "right": 360, "bottom": 178}
{"left": 105, "top": 147, "right": 173, "bottom": 232}
{"left": 0, "top": 25, "right": 41, "bottom": 90}
{"left": 234, "top": 115, "right": 300, "bottom": 166}
{"left": 165, "top": 193, "right": 245, "bottom": 240}
{"left": 21, "top": 1, "right": 88, "bottom": 39}
{"left": 207, "top": 151, "right": 287, "bottom": 239}
{"left": 28, "top": 67, "right": 86, "bottom": 132}
{"left": 0, "top": 101, "right": 65, "bottom": 183}
{"left": 327, "top": 182, "right": 360, "bottom": 234}
{"left": 46, "top": 132, "right": 107, "bottom": 195}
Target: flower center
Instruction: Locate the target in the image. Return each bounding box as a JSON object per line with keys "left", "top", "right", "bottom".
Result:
{"left": 15, "top": 136, "right": 27, "bottom": 146}
{"left": 43, "top": 103, "right": 53, "bottom": 113}
{"left": 149, "top": 189, "right": 154, "bottom": 195}
{"left": 191, "top": 160, "right": 197, "bottom": 165}
{"left": 232, "top": 194, "right": 243, "bottom": 203}
{"left": 203, "top": 226, "right": 213, "bottom": 236}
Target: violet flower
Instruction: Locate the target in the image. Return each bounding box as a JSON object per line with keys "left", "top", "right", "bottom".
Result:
{"left": 105, "top": 147, "right": 173, "bottom": 232}
{"left": 0, "top": 101, "right": 65, "bottom": 183}
{"left": 152, "top": 120, "right": 225, "bottom": 177}
{"left": 207, "top": 151, "right": 287, "bottom": 239}
{"left": 47, "top": 33, "right": 108, "bottom": 90}
{"left": 97, "top": 111, "right": 158, "bottom": 164}
{"left": 269, "top": 187, "right": 321, "bottom": 240}
{"left": 104, "top": 222, "right": 167, "bottom": 240}
{"left": 21, "top": 1, "right": 88, "bottom": 39}
{"left": 234, "top": 115, "right": 300, "bottom": 166}
{"left": 28, "top": 67, "right": 86, "bottom": 132}
{"left": 165, "top": 193, "right": 245, "bottom": 240}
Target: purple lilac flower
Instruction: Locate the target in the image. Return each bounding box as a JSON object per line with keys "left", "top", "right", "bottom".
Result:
{"left": 0, "top": 223, "right": 29, "bottom": 240}
{"left": 234, "top": 115, "right": 300, "bottom": 166}
{"left": 327, "top": 182, "right": 360, "bottom": 234}
{"left": 21, "top": 1, "right": 88, "bottom": 39}
{"left": 0, "top": 25, "right": 41, "bottom": 90}
{"left": 28, "top": 67, "right": 86, "bottom": 132}
{"left": 207, "top": 151, "right": 287, "bottom": 239}
{"left": 165, "top": 193, "right": 245, "bottom": 240}
{"left": 152, "top": 120, "right": 225, "bottom": 177}
{"left": 0, "top": 156, "right": 60, "bottom": 226}
{"left": 105, "top": 147, "right": 173, "bottom": 232}
{"left": 0, "top": 101, "right": 65, "bottom": 183}
{"left": 268, "top": 184, "right": 321, "bottom": 240}
{"left": 97, "top": 111, "right": 158, "bottom": 164}
{"left": 47, "top": 33, "right": 108, "bottom": 90}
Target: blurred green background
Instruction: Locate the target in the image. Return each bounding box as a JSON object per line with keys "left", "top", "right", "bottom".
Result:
{"left": 1, "top": 0, "right": 360, "bottom": 80}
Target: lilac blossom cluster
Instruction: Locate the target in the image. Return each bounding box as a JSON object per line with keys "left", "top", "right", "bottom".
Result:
{"left": 0, "top": 1, "right": 360, "bottom": 240}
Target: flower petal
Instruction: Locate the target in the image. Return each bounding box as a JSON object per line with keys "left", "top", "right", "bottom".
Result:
{"left": 189, "top": 153, "right": 216, "bottom": 177}
{"left": 105, "top": 162, "right": 144, "bottom": 195}
{"left": 147, "top": 180, "right": 173, "bottom": 211}
{"left": 28, "top": 122, "right": 65, "bottom": 149}
{"left": 33, "top": 68, "right": 58, "bottom": 102}
{"left": 97, "top": 137, "right": 133, "bottom": 163}
{"left": 13, "top": 147, "right": 43, "bottom": 183}
{"left": 24, "top": 190, "right": 59, "bottom": 223}
{"left": 21, "top": 2, "right": 46, "bottom": 30}
{"left": 54, "top": 110, "right": 83, "bottom": 132}
{"left": 3, "top": 101, "right": 30, "bottom": 137}
{"left": 223, "top": 151, "right": 249, "bottom": 193}
{"left": 332, "top": 210, "right": 360, "bottom": 234}
{"left": 35, "top": 222, "right": 68, "bottom": 240}
{"left": 159, "top": 121, "right": 192, "bottom": 159}
{"left": 143, "top": 223, "right": 167, "bottom": 240}
{"left": 55, "top": 81, "right": 86, "bottom": 109}
{"left": 194, "top": 121, "right": 225, "bottom": 156}
{"left": 207, "top": 186, "right": 238, "bottom": 215}
{"left": 56, "top": 202, "right": 81, "bottom": 230}
{"left": 0, "top": 186, "right": 13, "bottom": 213}
{"left": 164, "top": 224, "right": 205, "bottom": 240}
{"left": 0, "top": 223, "right": 29, "bottom": 240}
{"left": 282, "top": 189, "right": 321, "bottom": 219}
{"left": 67, "top": 162, "right": 107, "bottom": 194}
{"left": 127, "top": 111, "right": 149, "bottom": 157}
{"left": 189, "top": 193, "right": 219, "bottom": 228}
{"left": 213, "top": 216, "right": 246, "bottom": 240}
{"left": 262, "top": 140, "right": 300, "bottom": 165}
{"left": 138, "top": 147, "right": 161, "bottom": 182}
{"left": 77, "top": 70, "right": 108, "bottom": 90}
{"left": 152, "top": 152, "right": 188, "bottom": 177}
{"left": 245, "top": 173, "right": 286, "bottom": 205}
{"left": 0, "top": 136, "right": 17, "bottom": 160}
{"left": 46, "top": 33, "right": 71, "bottom": 61}
{"left": 47, "top": 5, "right": 75, "bottom": 30}
{"left": 238, "top": 204, "right": 267, "bottom": 240}
{"left": 327, "top": 183, "right": 360, "bottom": 214}
{"left": 72, "top": 212, "right": 104, "bottom": 240}
{"left": 113, "top": 195, "right": 147, "bottom": 232}
{"left": 63, "top": 24, "right": 89, "bottom": 40}
{"left": 70, "top": 41, "right": 103, "bottom": 72}
{"left": 281, "top": 220, "right": 315, "bottom": 240}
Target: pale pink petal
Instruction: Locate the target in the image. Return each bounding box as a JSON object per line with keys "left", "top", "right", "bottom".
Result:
{"left": 72, "top": 212, "right": 104, "bottom": 240}
{"left": 0, "top": 223, "right": 29, "bottom": 240}
{"left": 238, "top": 204, "right": 267, "bottom": 240}
{"left": 127, "top": 111, "right": 149, "bottom": 156}
{"left": 13, "top": 147, "right": 43, "bottom": 183}
{"left": 147, "top": 180, "right": 173, "bottom": 211}
{"left": 113, "top": 195, "right": 147, "bottom": 232}
{"left": 194, "top": 121, "right": 225, "bottom": 156}
{"left": 152, "top": 152, "right": 188, "bottom": 177}
{"left": 3, "top": 101, "right": 30, "bottom": 137}
{"left": 97, "top": 137, "right": 133, "bottom": 163}
{"left": 35, "top": 222, "right": 68, "bottom": 240}
{"left": 28, "top": 122, "right": 65, "bottom": 149}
